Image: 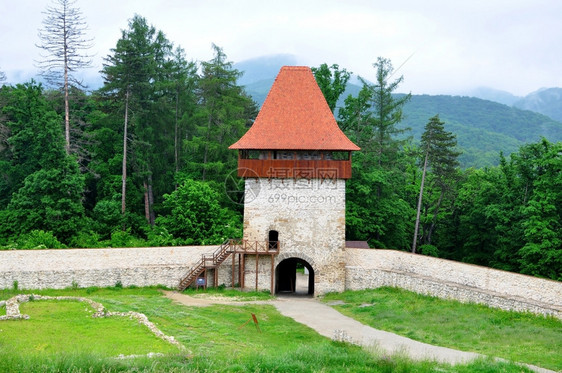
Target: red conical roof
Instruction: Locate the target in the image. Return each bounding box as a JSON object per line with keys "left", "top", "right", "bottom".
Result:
{"left": 229, "top": 66, "right": 360, "bottom": 151}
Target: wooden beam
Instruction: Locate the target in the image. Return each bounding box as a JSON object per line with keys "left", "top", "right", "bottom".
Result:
{"left": 270, "top": 254, "right": 275, "bottom": 295}
{"left": 255, "top": 254, "right": 259, "bottom": 291}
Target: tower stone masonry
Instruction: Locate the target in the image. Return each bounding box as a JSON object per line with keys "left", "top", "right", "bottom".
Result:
{"left": 229, "top": 66, "right": 360, "bottom": 295}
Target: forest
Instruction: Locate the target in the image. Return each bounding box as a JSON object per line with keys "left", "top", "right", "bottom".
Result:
{"left": 0, "top": 10, "right": 560, "bottom": 281}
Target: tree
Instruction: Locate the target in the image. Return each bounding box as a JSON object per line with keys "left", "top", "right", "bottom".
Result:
{"left": 518, "top": 139, "right": 561, "bottom": 279}
{"left": 155, "top": 178, "right": 241, "bottom": 244}
{"left": 36, "top": 0, "right": 93, "bottom": 154}
{"left": 0, "top": 69, "right": 6, "bottom": 84}
{"left": 338, "top": 57, "right": 414, "bottom": 249}
{"left": 412, "top": 115, "right": 460, "bottom": 253}
{"left": 312, "top": 63, "right": 350, "bottom": 112}
{"left": 100, "top": 15, "right": 172, "bottom": 222}
{"left": 185, "top": 44, "right": 257, "bottom": 183}
{"left": 0, "top": 82, "right": 86, "bottom": 243}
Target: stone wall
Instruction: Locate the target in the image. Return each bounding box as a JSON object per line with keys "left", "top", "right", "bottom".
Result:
{"left": 244, "top": 178, "right": 347, "bottom": 294}
{"left": 0, "top": 246, "right": 212, "bottom": 290}
{"left": 2, "top": 246, "right": 560, "bottom": 319}
{"left": 345, "top": 248, "right": 562, "bottom": 319}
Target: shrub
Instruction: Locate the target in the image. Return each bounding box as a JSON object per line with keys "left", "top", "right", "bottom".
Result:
{"left": 109, "top": 229, "right": 147, "bottom": 248}
{"left": 68, "top": 230, "right": 104, "bottom": 248}
{"left": 15, "top": 230, "right": 66, "bottom": 249}
{"left": 419, "top": 244, "right": 439, "bottom": 257}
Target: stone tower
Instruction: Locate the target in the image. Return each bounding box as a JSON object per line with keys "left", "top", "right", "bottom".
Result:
{"left": 229, "top": 66, "right": 359, "bottom": 295}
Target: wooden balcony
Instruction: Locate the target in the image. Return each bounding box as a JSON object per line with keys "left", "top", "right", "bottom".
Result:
{"left": 237, "top": 159, "right": 352, "bottom": 179}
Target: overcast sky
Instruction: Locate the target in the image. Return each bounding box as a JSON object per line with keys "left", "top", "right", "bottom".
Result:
{"left": 1, "top": 0, "right": 560, "bottom": 96}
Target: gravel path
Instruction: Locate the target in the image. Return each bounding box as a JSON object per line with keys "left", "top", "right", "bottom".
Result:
{"left": 164, "top": 291, "right": 555, "bottom": 372}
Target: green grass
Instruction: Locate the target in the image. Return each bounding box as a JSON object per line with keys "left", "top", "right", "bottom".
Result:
{"left": 0, "top": 286, "right": 538, "bottom": 372}
{"left": 0, "top": 299, "right": 180, "bottom": 357}
{"left": 322, "top": 287, "right": 562, "bottom": 371}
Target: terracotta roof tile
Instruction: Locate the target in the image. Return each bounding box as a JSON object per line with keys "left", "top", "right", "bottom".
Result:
{"left": 230, "top": 66, "right": 360, "bottom": 151}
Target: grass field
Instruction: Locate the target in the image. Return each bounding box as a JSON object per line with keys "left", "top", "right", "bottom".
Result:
{"left": 0, "top": 286, "right": 547, "bottom": 372}
{"left": 323, "top": 287, "right": 562, "bottom": 371}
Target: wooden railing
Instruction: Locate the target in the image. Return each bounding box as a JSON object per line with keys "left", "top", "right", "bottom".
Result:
{"left": 237, "top": 159, "right": 352, "bottom": 179}
{"left": 228, "top": 238, "right": 280, "bottom": 254}
{"left": 177, "top": 239, "right": 280, "bottom": 291}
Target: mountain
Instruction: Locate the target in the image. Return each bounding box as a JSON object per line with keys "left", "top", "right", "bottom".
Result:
{"left": 235, "top": 54, "right": 299, "bottom": 87}
{"left": 465, "top": 87, "right": 521, "bottom": 106}
{"left": 399, "top": 95, "right": 562, "bottom": 167}
{"left": 234, "top": 55, "right": 562, "bottom": 169}
{"left": 513, "top": 88, "right": 562, "bottom": 122}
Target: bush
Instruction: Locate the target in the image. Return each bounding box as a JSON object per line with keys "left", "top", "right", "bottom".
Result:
{"left": 145, "top": 226, "right": 177, "bottom": 247}
{"left": 419, "top": 244, "right": 439, "bottom": 257}
{"left": 15, "top": 230, "right": 66, "bottom": 249}
{"left": 155, "top": 178, "right": 242, "bottom": 245}
{"left": 68, "top": 231, "right": 104, "bottom": 248}
{"left": 109, "top": 229, "right": 147, "bottom": 248}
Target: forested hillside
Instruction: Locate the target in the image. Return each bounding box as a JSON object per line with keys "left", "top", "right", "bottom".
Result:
{"left": 400, "top": 95, "right": 562, "bottom": 167}
{"left": 0, "top": 14, "right": 559, "bottom": 281}
{"left": 241, "top": 77, "right": 562, "bottom": 168}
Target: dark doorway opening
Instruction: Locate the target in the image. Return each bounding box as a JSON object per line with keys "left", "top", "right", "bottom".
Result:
{"left": 275, "top": 258, "right": 314, "bottom": 296}
{"left": 268, "top": 230, "right": 279, "bottom": 251}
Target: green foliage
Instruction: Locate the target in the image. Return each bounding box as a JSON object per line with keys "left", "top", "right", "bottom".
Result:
{"left": 340, "top": 57, "right": 414, "bottom": 250}
{"left": 108, "top": 229, "right": 147, "bottom": 248}
{"left": 184, "top": 44, "right": 258, "bottom": 184}
{"left": 0, "top": 82, "right": 86, "bottom": 244}
{"left": 14, "top": 230, "right": 66, "bottom": 249}
{"left": 156, "top": 178, "right": 241, "bottom": 245}
{"left": 400, "top": 94, "right": 562, "bottom": 168}
{"left": 312, "top": 63, "right": 351, "bottom": 112}
{"left": 419, "top": 244, "right": 439, "bottom": 257}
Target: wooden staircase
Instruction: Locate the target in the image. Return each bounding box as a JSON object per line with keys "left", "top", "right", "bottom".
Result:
{"left": 178, "top": 239, "right": 281, "bottom": 291}
{"left": 178, "top": 240, "right": 233, "bottom": 291}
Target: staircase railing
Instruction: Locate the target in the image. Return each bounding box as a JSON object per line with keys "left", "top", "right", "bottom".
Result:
{"left": 178, "top": 240, "right": 233, "bottom": 291}
{"left": 178, "top": 239, "right": 281, "bottom": 291}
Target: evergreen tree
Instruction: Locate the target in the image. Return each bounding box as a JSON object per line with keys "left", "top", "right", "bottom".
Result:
{"left": 0, "top": 82, "right": 85, "bottom": 243}
{"left": 100, "top": 15, "right": 173, "bottom": 224}
{"left": 338, "top": 57, "right": 413, "bottom": 249}
{"left": 412, "top": 115, "right": 460, "bottom": 253}
{"left": 184, "top": 44, "right": 258, "bottom": 183}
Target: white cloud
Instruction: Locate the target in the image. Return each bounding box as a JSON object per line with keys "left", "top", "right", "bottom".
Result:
{"left": 1, "top": 0, "right": 560, "bottom": 96}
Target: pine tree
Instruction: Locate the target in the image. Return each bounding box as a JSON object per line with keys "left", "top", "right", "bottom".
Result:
{"left": 338, "top": 57, "right": 414, "bottom": 249}
{"left": 185, "top": 44, "right": 257, "bottom": 183}
{"left": 412, "top": 115, "right": 460, "bottom": 253}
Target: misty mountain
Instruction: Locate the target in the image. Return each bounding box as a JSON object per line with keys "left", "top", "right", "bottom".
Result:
{"left": 235, "top": 54, "right": 300, "bottom": 87}
{"left": 464, "top": 87, "right": 521, "bottom": 106}
{"left": 513, "top": 87, "right": 562, "bottom": 122}
{"left": 234, "top": 55, "right": 562, "bottom": 169}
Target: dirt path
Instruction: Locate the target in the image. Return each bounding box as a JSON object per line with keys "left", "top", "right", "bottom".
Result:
{"left": 163, "top": 291, "right": 554, "bottom": 372}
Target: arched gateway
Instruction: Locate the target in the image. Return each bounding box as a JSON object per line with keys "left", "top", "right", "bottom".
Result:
{"left": 178, "top": 66, "right": 359, "bottom": 295}
{"left": 276, "top": 257, "right": 314, "bottom": 295}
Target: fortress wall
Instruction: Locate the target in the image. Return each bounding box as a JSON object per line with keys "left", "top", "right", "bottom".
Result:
{"left": 345, "top": 248, "right": 562, "bottom": 319}
{"left": 2, "top": 246, "right": 560, "bottom": 319}
{"left": 0, "top": 246, "right": 213, "bottom": 290}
